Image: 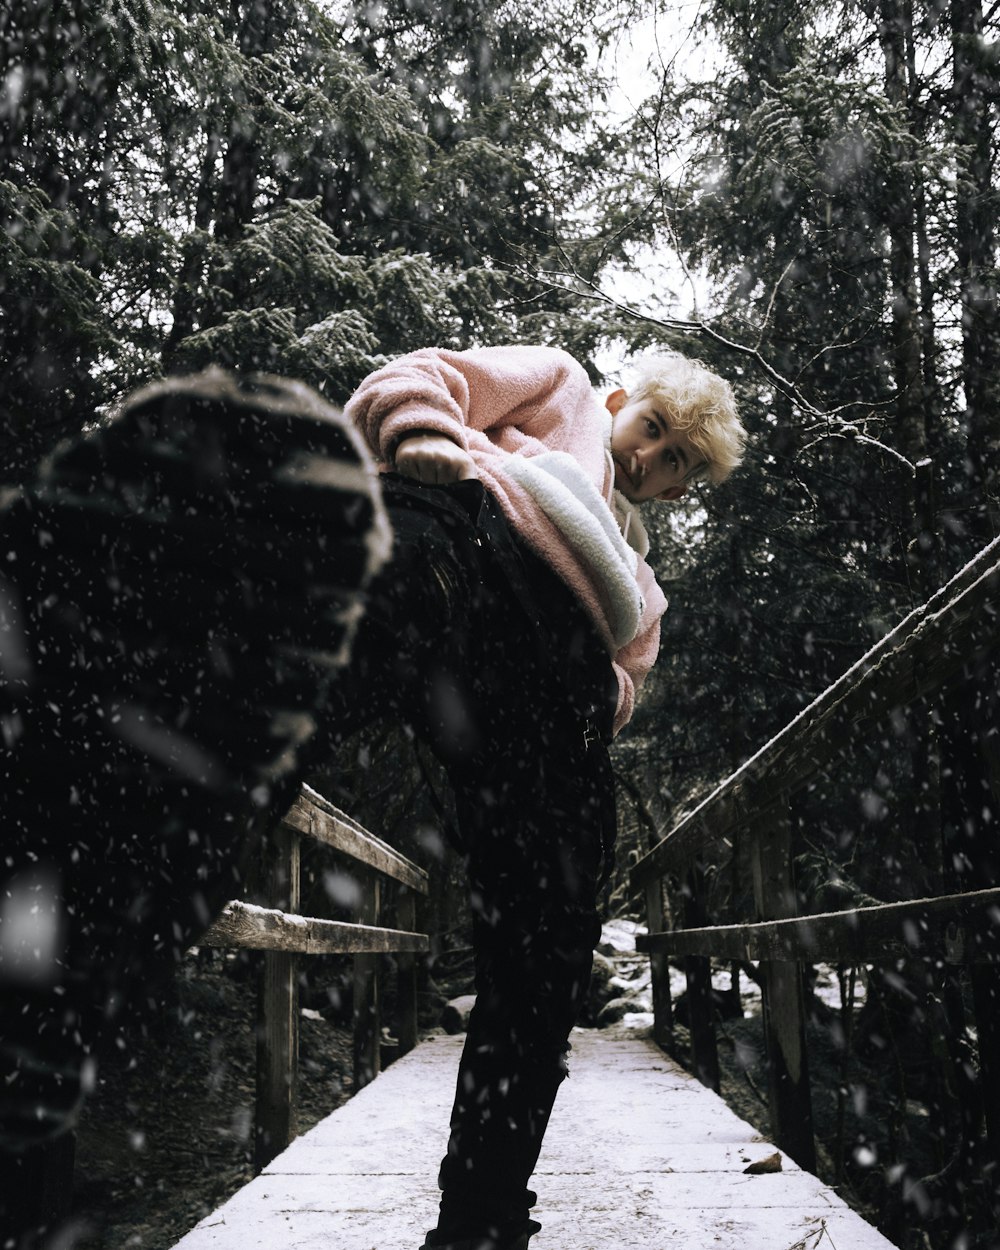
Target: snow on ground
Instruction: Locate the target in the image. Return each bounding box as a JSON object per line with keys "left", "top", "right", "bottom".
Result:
{"left": 599, "top": 917, "right": 644, "bottom": 952}
{"left": 606, "top": 919, "right": 868, "bottom": 1020}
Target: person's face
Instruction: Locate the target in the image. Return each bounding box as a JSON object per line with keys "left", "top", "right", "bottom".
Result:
{"left": 605, "top": 389, "right": 705, "bottom": 504}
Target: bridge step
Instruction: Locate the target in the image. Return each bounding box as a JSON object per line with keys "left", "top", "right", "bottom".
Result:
{"left": 171, "top": 1028, "right": 899, "bottom": 1250}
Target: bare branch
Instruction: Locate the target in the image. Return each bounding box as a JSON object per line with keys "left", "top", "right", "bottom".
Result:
{"left": 505, "top": 254, "right": 916, "bottom": 475}
{"left": 798, "top": 430, "right": 916, "bottom": 473}
{"left": 756, "top": 254, "right": 800, "bottom": 350}
{"left": 659, "top": 198, "right": 702, "bottom": 319}
{"left": 794, "top": 315, "right": 884, "bottom": 381}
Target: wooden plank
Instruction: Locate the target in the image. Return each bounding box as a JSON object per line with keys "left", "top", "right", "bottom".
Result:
{"left": 255, "top": 825, "right": 300, "bottom": 1172}
{"left": 354, "top": 875, "right": 381, "bottom": 1090}
{"left": 169, "top": 1031, "right": 901, "bottom": 1250}
{"left": 396, "top": 890, "right": 419, "bottom": 1056}
{"left": 282, "top": 785, "right": 429, "bottom": 894}
{"left": 751, "top": 807, "right": 815, "bottom": 1173}
{"left": 199, "top": 900, "right": 430, "bottom": 955}
{"left": 631, "top": 536, "right": 1000, "bottom": 889}
{"left": 636, "top": 885, "right": 1000, "bottom": 963}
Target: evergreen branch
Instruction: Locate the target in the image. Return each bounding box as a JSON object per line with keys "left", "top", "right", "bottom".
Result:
{"left": 590, "top": 193, "right": 661, "bottom": 276}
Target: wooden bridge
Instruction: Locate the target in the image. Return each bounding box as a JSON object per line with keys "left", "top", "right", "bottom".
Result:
{"left": 167, "top": 531, "right": 998, "bottom": 1250}
{"left": 22, "top": 535, "right": 998, "bottom": 1248}
{"left": 170, "top": 1025, "right": 897, "bottom": 1250}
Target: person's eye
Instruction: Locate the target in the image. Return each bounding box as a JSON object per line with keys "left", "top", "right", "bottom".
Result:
{"left": 645, "top": 419, "right": 658, "bottom": 436}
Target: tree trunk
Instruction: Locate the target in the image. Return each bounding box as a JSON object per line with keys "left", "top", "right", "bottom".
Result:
{"left": 163, "top": 129, "right": 223, "bottom": 367}
{"left": 904, "top": 9, "right": 943, "bottom": 456}
{"left": 951, "top": 0, "right": 1000, "bottom": 536}
{"left": 215, "top": 0, "right": 280, "bottom": 242}
{"left": 873, "top": 0, "right": 929, "bottom": 484}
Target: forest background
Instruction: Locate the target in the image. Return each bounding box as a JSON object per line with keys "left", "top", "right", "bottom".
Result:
{"left": 1, "top": 0, "right": 998, "bottom": 1247}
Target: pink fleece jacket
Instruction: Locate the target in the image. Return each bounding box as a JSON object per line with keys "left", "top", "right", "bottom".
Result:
{"left": 344, "top": 345, "right": 668, "bottom": 735}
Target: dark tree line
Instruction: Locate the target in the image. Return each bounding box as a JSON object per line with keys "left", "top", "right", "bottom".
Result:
{"left": 0, "top": 0, "right": 633, "bottom": 479}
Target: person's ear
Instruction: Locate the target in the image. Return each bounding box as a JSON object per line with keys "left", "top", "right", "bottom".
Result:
{"left": 604, "top": 388, "right": 627, "bottom": 416}
{"left": 657, "top": 483, "right": 687, "bottom": 502}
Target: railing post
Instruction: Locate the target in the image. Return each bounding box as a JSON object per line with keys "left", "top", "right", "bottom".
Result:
{"left": 683, "top": 863, "right": 720, "bottom": 1092}
{"left": 750, "top": 804, "right": 816, "bottom": 1171}
{"left": 969, "top": 666, "right": 1000, "bottom": 1168}
{"left": 353, "top": 871, "right": 381, "bottom": 1089}
{"left": 254, "top": 822, "right": 300, "bottom": 1172}
{"left": 644, "top": 877, "right": 675, "bottom": 1053}
{"left": 396, "top": 887, "right": 419, "bottom": 1057}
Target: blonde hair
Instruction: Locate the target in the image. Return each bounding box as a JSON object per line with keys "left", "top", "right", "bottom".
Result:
{"left": 628, "top": 352, "right": 746, "bottom": 484}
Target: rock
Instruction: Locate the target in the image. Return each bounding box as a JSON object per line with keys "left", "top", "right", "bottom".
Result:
{"left": 440, "top": 994, "right": 477, "bottom": 1034}
{"left": 597, "top": 995, "right": 652, "bottom": 1027}
{"left": 577, "top": 951, "right": 617, "bottom": 1026}
{"left": 592, "top": 949, "right": 616, "bottom": 983}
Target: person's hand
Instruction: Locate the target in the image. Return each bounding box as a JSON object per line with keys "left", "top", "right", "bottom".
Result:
{"left": 393, "top": 433, "right": 479, "bottom": 485}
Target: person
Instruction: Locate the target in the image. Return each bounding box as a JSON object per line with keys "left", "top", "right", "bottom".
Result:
{"left": 0, "top": 346, "right": 744, "bottom": 1250}
{"left": 328, "top": 344, "right": 746, "bottom": 1250}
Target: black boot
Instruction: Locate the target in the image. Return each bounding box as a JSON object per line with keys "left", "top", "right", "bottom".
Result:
{"left": 418, "top": 1216, "right": 543, "bottom": 1250}
{"left": 0, "top": 370, "right": 387, "bottom": 1171}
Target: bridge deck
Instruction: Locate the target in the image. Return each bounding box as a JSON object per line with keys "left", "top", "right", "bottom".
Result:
{"left": 172, "top": 1026, "right": 898, "bottom": 1250}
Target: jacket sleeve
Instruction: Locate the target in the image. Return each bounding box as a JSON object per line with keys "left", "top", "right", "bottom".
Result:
{"left": 343, "top": 345, "right": 592, "bottom": 462}
{"left": 611, "top": 614, "right": 662, "bottom": 736}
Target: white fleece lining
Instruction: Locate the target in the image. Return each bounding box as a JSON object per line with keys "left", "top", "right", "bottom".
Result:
{"left": 505, "top": 451, "right": 644, "bottom": 647}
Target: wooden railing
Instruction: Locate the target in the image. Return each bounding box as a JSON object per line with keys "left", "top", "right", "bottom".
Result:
{"left": 631, "top": 534, "right": 1000, "bottom": 1175}
{"left": 200, "top": 782, "right": 429, "bottom": 1170}
{"left": 20, "top": 784, "right": 429, "bottom": 1235}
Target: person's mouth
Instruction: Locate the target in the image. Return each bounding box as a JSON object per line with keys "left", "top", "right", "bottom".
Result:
{"left": 615, "top": 455, "right": 642, "bottom": 494}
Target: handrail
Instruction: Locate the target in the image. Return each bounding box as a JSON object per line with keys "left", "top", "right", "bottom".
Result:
{"left": 198, "top": 786, "right": 430, "bottom": 1171}
{"left": 631, "top": 534, "right": 1000, "bottom": 1187}
{"left": 637, "top": 884, "right": 1000, "bottom": 963}
{"left": 284, "top": 783, "right": 429, "bottom": 893}
{"left": 200, "top": 899, "right": 430, "bottom": 955}
{"left": 632, "top": 533, "right": 1000, "bottom": 890}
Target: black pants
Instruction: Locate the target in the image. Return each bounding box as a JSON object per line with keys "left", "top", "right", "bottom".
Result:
{"left": 325, "top": 476, "right": 618, "bottom": 1237}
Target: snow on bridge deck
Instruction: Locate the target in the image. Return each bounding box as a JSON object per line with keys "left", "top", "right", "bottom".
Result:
{"left": 171, "top": 1026, "right": 898, "bottom": 1250}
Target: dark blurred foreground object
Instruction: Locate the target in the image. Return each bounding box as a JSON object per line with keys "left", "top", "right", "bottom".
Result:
{"left": 0, "top": 369, "right": 389, "bottom": 1243}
